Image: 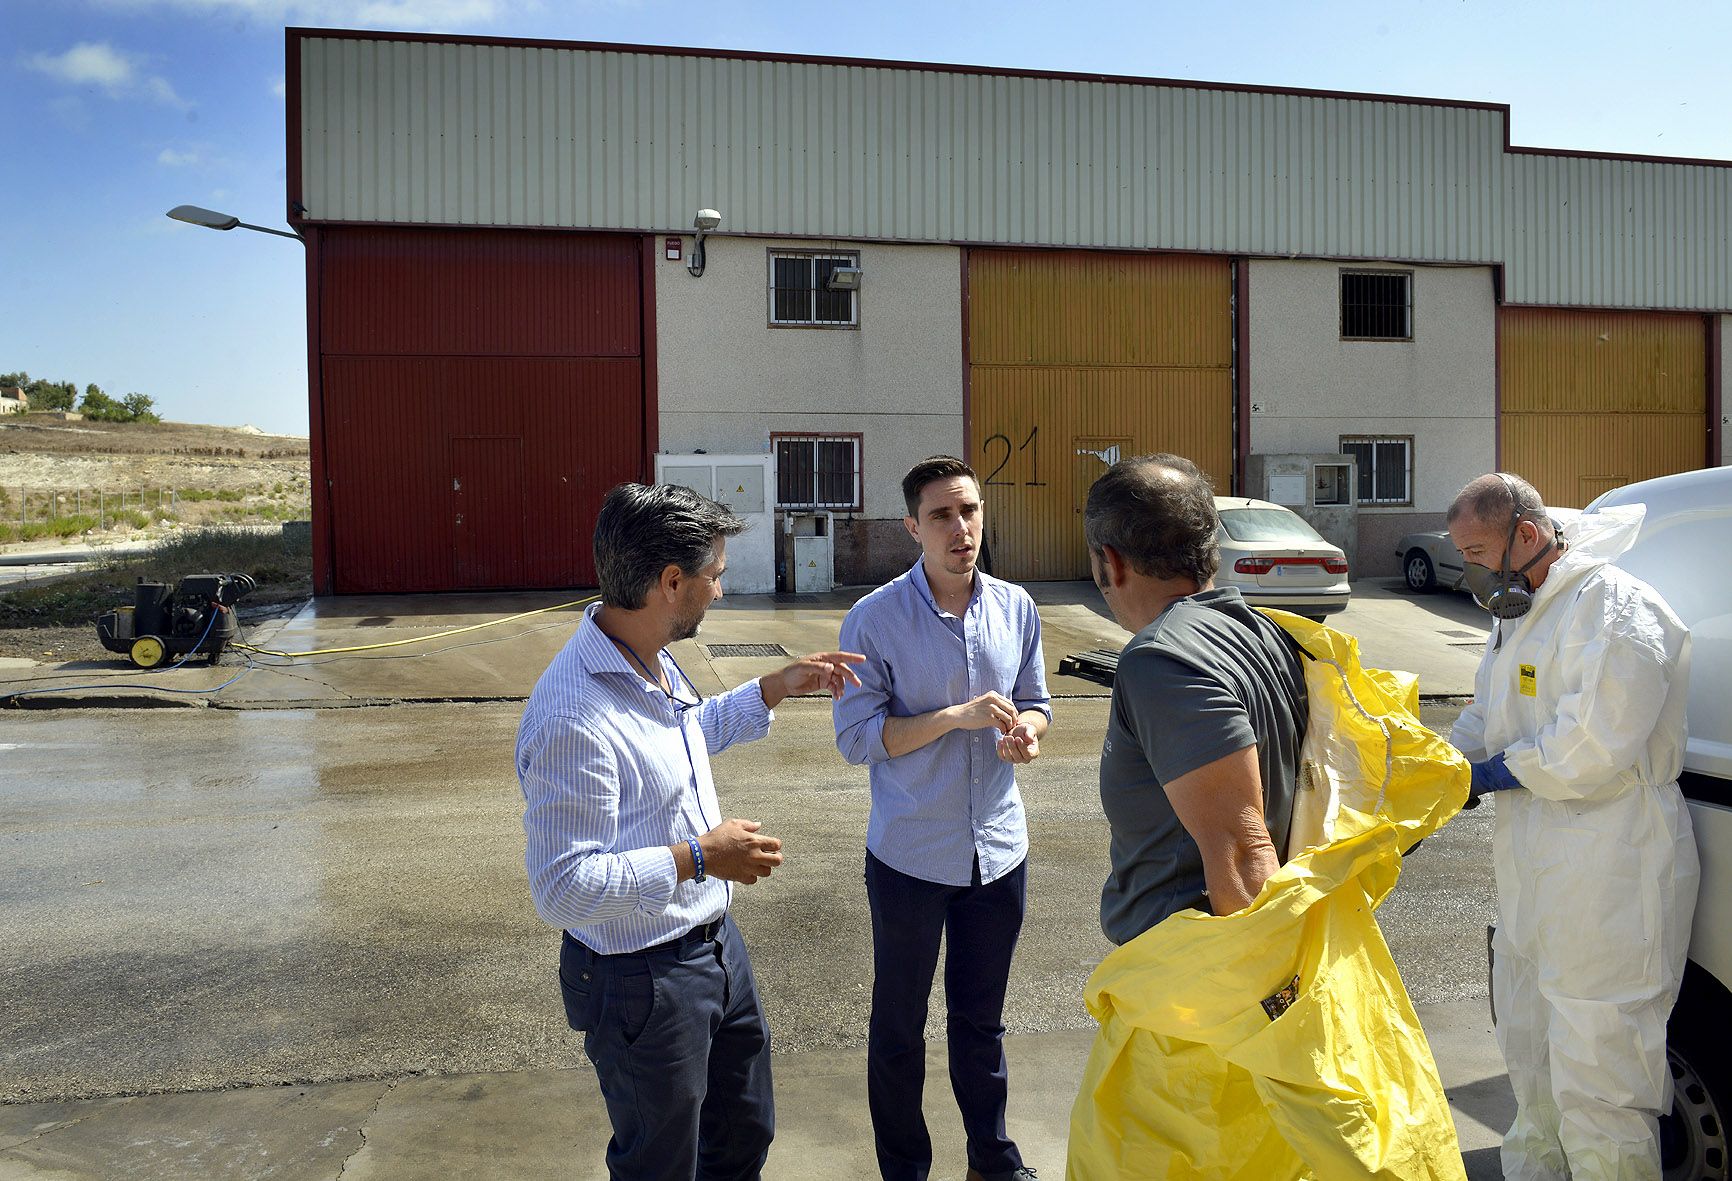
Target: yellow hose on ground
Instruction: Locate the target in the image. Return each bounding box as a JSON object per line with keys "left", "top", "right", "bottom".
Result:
{"left": 233, "top": 596, "right": 597, "bottom": 659}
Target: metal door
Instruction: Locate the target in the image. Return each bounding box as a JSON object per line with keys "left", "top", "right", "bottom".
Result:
{"left": 969, "top": 250, "right": 1233, "bottom": 580}
{"left": 316, "top": 227, "right": 645, "bottom": 593}
{"left": 1501, "top": 307, "right": 1707, "bottom": 508}
{"left": 452, "top": 436, "right": 525, "bottom": 589}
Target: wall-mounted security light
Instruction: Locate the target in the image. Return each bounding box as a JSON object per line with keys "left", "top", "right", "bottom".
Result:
{"left": 688, "top": 208, "right": 721, "bottom": 277}
{"left": 826, "top": 266, "right": 863, "bottom": 292}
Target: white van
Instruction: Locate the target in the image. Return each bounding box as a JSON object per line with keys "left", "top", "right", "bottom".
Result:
{"left": 1587, "top": 467, "right": 1731, "bottom": 1178}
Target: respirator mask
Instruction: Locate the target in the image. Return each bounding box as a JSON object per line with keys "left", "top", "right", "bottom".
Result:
{"left": 1457, "top": 476, "right": 1560, "bottom": 621}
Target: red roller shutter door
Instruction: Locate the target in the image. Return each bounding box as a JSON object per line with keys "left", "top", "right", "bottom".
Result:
{"left": 317, "top": 228, "right": 645, "bottom": 593}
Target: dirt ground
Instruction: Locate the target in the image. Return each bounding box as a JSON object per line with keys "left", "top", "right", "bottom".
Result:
{"left": 0, "top": 417, "right": 311, "bottom": 547}
{"left": 0, "top": 600, "right": 307, "bottom": 666}
{"left": 0, "top": 418, "right": 315, "bottom": 662}
{"left": 0, "top": 418, "right": 307, "bottom": 492}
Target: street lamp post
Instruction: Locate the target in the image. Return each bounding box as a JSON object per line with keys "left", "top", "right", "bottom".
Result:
{"left": 166, "top": 204, "right": 303, "bottom": 242}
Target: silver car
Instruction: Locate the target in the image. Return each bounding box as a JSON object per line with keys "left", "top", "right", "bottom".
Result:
{"left": 1213, "top": 497, "right": 1350, "bottom": 619}
{"left": 1397, "top": 507, "right": 1579, "bottom": 593}
{"left": 1394, "top": 530, "right": 1466, "bottom": 593}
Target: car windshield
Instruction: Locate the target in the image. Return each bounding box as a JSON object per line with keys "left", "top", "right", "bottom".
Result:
{"left": 1218, "top": 507, "right": 1327, "bottom": 544}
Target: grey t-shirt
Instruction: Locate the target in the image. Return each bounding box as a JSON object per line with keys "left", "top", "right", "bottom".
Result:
{"left": 1098, "top": 587, "right": 1308, "bottom": 944}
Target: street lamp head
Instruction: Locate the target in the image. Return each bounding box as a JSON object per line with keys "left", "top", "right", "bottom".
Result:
{"left": 167, "top": 205, "right": 241, "bottom": 231}
{"left": 166, "top": 204, "right": 303, "bottom": 242}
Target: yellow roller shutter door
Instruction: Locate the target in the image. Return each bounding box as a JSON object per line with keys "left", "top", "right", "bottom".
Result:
{"left": 1500, "top": 308, "right": 1707, "bottom": 509}
{"left": 967, "top": 250, "right": 1234, "bottom": 581}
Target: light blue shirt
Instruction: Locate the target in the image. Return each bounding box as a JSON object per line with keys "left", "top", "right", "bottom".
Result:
{"left": 517, "top": 603, "right": 772, "bottom": 954}
{"left": 834, "top": 561, "right": 1051, "bottom": 886}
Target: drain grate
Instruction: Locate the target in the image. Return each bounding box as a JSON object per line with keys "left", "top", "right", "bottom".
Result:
{"left": 774, "top": 594, "right": 819, "bottom": 604}
{"left": 705, "top": 643, "right": 792, "bottom": 659}
{"left": 1442, "top": 630, "right": 1485, "bottom": 640}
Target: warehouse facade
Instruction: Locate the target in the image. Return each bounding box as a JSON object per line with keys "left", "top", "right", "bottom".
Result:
{"left": 287, "top": 29, "right": 1729, "bottom": 594}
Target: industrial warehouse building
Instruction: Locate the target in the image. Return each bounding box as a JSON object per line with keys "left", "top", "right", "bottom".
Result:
{"left": 287, "top": 28, "right": 1730, "bottom": 595}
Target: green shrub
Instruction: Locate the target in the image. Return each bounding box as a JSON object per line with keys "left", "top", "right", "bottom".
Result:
{"left": 0, "top": 526, "right": 314, "bottom": 627}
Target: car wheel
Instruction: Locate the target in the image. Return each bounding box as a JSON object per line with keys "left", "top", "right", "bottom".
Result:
{"left": 1661, "top": 967, "right": 1731, "bottom": 1181}
{"left": 1403, "top": 550, "right": 1437, "bottom": 593}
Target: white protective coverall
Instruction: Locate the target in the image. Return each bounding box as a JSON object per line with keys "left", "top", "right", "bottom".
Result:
{"left": 1451, "top": 504, "right": 1699, "bottom": 1181}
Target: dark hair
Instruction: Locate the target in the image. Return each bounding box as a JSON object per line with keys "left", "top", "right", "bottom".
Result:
{"left": 902, "top": 455, "right": 980, "bottom": 518}
{"left": 1446, "top": 472, "right": 1549, "bottom": 531}
{"left": 593, "top": 482, "right": 745, "bottom": 609}
{"left": 1083, "top": 453, "right": 1220, "bottom": 584}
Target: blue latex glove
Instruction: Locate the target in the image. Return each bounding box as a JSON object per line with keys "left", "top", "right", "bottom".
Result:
{"left": 1462, "top": 753, "right": 1524, "bottom": 808}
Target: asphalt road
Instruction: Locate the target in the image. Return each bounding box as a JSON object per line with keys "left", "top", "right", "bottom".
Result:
{"left": 0, "top": 696, "right": 1484, "bottom": 1105}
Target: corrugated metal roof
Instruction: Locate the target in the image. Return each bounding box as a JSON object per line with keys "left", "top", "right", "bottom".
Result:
{"left": 1502, "top": 153, "right": 1732, "bottom": 309}
{"left": 295, "top": 33, "right": 1732, "bottom": 312}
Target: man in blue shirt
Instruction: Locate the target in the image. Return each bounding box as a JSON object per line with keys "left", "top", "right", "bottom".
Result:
{"left": 834, "top": 455, "right": 1051, "bottom": 1181}
{"left": 518, "top": 481, "right": 863, "bottom": 1181}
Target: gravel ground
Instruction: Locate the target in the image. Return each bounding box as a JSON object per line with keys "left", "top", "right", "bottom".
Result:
{"left": 0, "top": 600, "right": 307, "bottom": 665}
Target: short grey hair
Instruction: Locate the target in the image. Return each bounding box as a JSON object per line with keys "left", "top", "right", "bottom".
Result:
{"left": 1084, "top": 453, "right": 1221, "bottom": 584}
{"left": 593, "top": 482, "right": 745, "bottom": 610}
{"left": 1446, "top": 472, "right": 1549, "bottom": 531}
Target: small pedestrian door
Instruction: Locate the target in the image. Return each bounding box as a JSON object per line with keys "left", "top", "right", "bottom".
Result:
{"left": 452, "top": 436, "right": 525, "bottom": 589}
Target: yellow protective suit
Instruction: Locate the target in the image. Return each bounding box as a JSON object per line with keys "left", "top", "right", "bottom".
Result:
{"left": 1068, "top": 611, "right": 1470, "bottom": 1181}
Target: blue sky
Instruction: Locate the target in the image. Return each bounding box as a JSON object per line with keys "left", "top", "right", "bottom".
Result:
{"left": 3, "top": 0, "right": 1727, "bottom": 436}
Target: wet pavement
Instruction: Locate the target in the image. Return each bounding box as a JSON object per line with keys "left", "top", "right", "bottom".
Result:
{"left": 0, "top": 579, "right": 1514, "bottom": 1176}
{"left": 0, "top": 577, "right": 1489, "bottom": 710}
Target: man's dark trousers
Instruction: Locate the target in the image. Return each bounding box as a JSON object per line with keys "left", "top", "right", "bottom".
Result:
{"left": 559, "top": 913, "right": 774, "bottom": 1181}
{"left": 865, "top": 850, "right": 1028, "bottom": 1181}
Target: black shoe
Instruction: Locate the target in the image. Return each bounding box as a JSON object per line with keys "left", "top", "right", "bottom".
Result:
{"left": 966, "top": 1169, "right": 1037, "bottom": 1181}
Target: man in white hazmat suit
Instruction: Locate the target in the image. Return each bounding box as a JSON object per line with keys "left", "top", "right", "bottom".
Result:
{"left": 1447, "top": 472, "right": 1698, "bottom": 1181}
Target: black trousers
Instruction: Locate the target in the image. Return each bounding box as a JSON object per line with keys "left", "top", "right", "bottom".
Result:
{"left": 864, "top": 849, "right": 1028, "bottom": 1181}
{"left": 559, "top": 913, "right": 774, "bottom": 1181}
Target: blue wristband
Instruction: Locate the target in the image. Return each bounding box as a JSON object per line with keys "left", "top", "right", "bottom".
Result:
{"left": 687, "top": 837, "right": 706, "bottom": 883}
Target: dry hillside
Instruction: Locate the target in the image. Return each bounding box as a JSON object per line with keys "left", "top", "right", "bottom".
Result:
{"left": 0, "top": 417, "right": 311, "bottom": 545}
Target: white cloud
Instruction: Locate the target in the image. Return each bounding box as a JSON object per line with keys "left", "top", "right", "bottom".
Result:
{"left": 270, "top": 75, "right": 286, "bottom": 99}
{"left": 145, "top": 76, "right": 192, "bottom": 110}
{"left": 92, "top": 0, "right": 542, "bottom": 27}
{"left": 27, "top": 43, "right": 137, "bottom": 92}
{"left": 26, "top": 41, "right": 192, "bottom": 110}
{"left": 158, "top": 147, "right": 203, "bottom": 166}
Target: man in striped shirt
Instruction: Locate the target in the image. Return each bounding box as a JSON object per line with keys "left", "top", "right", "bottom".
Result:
{"left": 518, "top": 481, "right": 863, "bottom": 1181}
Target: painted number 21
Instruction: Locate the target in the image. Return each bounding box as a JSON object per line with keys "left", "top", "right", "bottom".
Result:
{"left": 982, "top": 427, "right": 1045, "bottom": 487}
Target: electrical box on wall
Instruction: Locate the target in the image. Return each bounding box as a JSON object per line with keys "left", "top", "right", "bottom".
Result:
{"left": 714, "top": 466, "right": 766, "bottom": 516}
{"left": 654, "top": 454, "right": 775, "bottom": 594}
{"left": 1246, "top": 453, "right": 1359, "bottom": 573}
{"left": 788, "top": 512, "right": 835, "bottom": 594}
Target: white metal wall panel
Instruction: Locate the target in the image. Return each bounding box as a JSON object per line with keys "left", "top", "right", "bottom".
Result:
{"left": 299, "top": 38, "right": 1507, "bottom": 261}
{"left": 296, "top": 35, "right": 1730, "bottom": 310}
{"left": 1504, "top": 152, "right": 1732, "bottom": 310}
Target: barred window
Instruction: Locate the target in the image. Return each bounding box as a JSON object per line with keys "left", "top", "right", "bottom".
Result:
{"left": 769, "top": 252, "right": 859, "bottom": 327}
{"left": 773, "top": 433, "right": 862, "bottom": 511}
{"left": 1340, "top": 436, "right": 1413, "bottom": 506}
{"left": 1340, "top": 270, "right": 1413, "bottom": 340}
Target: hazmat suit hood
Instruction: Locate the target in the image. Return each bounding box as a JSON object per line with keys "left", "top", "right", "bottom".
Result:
{"left": 1539, "top": 503, "right": 1645, "bottom": 599}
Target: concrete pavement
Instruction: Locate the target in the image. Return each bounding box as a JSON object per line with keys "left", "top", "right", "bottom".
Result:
{"left": 0, "top": 577, "right": 1488, "bottom": 709}
{"left": 0, "top": 1008, "right": 1514, "bottom": 1180}
{"left": 1, "top": 576, "right": 1513, "bottom": 1177}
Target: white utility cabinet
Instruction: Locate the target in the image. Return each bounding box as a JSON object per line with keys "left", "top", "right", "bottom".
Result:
{"left": 653, "top": 454, "right": 775, "bottom": 594}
